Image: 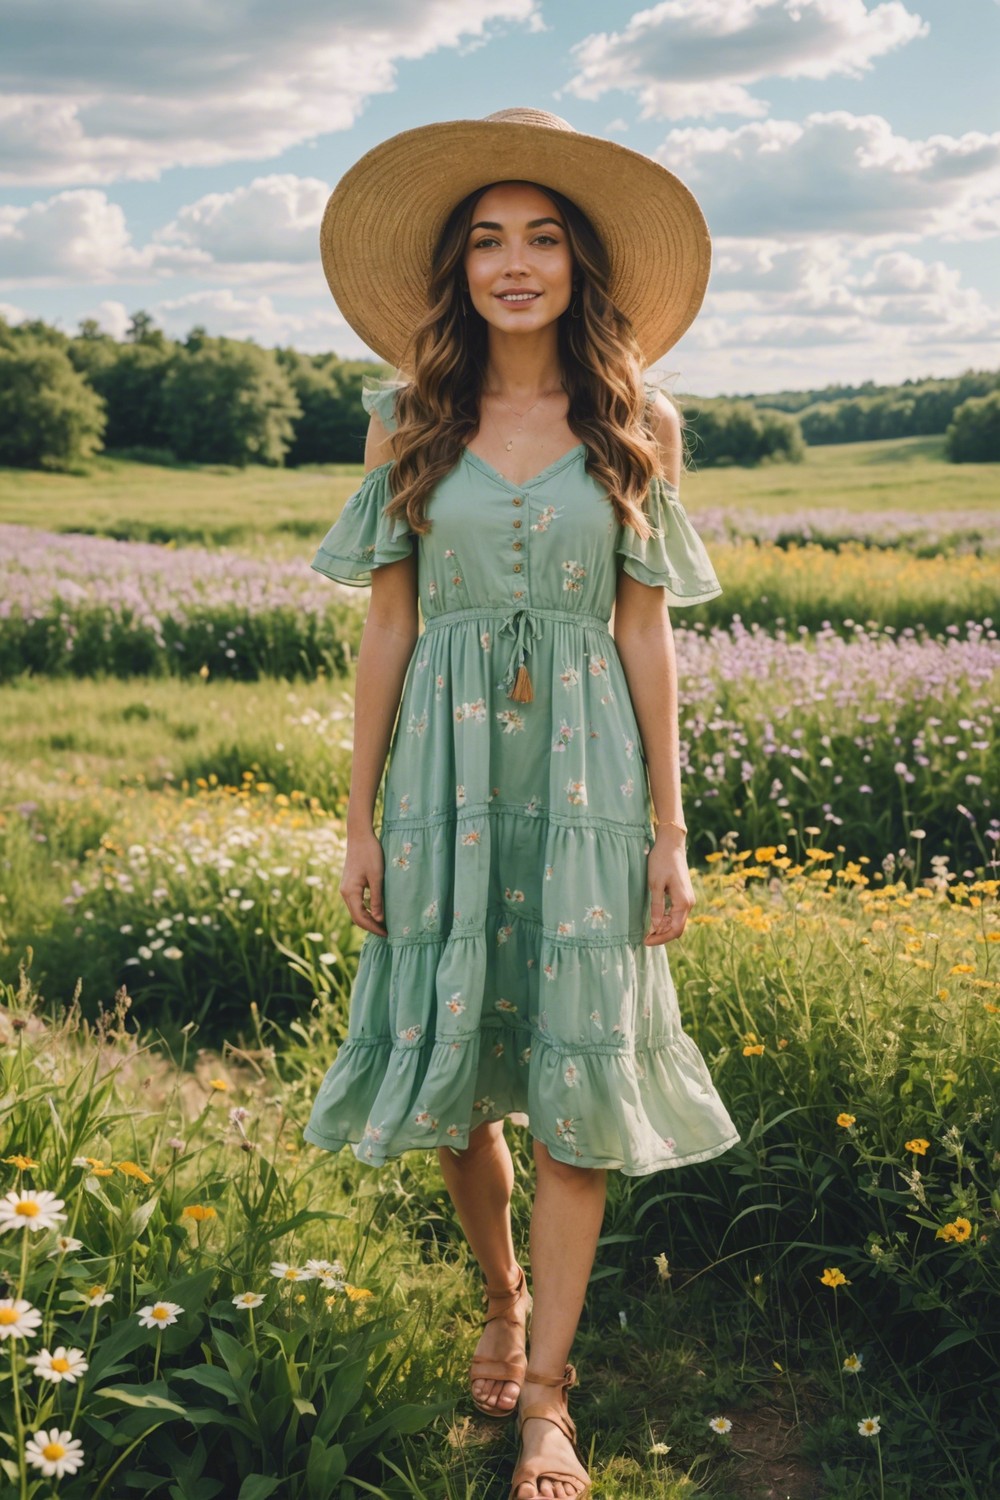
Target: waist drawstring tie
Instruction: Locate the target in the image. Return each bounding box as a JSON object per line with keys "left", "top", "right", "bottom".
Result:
{"left": 498, "top": 607, "right": 543, "bottom": 703}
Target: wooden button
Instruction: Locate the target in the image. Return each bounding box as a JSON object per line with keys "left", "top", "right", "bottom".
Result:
{"left": 513, "top": 519, "right": 522, "bottom": 528}
{"left": 513, "top": 563, "right": 522, "bottom": 573}
{"left": 512, "top": 497, "right": 523, "bottom": 506}
{"left": 512, "top": 541, "right": 523, "bottom": 551}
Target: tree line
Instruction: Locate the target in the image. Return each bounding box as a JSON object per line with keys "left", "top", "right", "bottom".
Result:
{"left": 1, "top": 311, "right": 997, "bottom": 470}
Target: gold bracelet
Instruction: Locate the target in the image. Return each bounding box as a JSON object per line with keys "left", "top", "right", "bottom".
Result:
{"left": 653, "top": 817, "right": 688, "bottom": 837}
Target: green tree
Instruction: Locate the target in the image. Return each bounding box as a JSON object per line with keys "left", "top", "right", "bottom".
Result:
{"left": 161, "top": 338, "right": 301, "bottom": 466}
{"left": 945, "top": 391, "right": 1000, "bottom": 462}
{"left": 0, "top": 339, "right": 106, "bottom": 469}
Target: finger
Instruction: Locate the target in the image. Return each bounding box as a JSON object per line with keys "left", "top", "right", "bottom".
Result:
{"left": 368, "top": 876, "right": 384, "bottom": 923}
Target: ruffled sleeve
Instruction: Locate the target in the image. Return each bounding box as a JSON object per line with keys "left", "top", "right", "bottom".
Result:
{"left": 360, "top": 378, "right": 406, "bottom": 434}
{"left": 616, "top": 476, "right": 723, "bottom": 606}
{"left": 310, "top": 461, "right": 414, "bottom": 587}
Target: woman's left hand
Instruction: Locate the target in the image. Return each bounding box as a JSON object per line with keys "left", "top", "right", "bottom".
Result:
{"left": 644, "top": 833, "right": 695, "bottom": 946}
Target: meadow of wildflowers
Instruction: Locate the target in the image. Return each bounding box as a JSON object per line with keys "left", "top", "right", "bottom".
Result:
{"left": 1, "top": 441, "right": 998, "bottom": 1498}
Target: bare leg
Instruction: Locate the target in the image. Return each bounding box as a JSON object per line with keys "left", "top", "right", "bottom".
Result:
{"left": 437, "top": 1119, "right": 526, "bottom": 1414}
{"left": 515, "top": 1139, "right": 607, "bottom": 1500}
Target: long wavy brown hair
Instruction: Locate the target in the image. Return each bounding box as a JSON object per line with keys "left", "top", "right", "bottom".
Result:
{"left": 379, "top": 179, "right": 680, "bottom": 541}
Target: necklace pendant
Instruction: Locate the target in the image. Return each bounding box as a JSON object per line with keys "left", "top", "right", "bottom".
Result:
{"left": 505, "top": 440, "right": 513, "bottom": 452}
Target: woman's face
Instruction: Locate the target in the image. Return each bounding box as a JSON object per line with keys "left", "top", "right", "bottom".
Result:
{"left": 462, "top": 181, "right": 574, "bottom": 334}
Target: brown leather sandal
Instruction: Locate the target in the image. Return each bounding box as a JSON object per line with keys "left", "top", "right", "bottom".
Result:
{"left": 469, "top": 1266, "right": 532, "bottom": 1419}
{"left": 509, "top": 1363, "right": 592, "bottom": 1500}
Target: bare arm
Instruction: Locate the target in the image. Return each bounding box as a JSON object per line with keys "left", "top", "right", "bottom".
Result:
{"left": 339, "top": 410, "right": 420, "bottom": 936}
{"left": 612, "top": 393, "right": 694, "bottom": 947}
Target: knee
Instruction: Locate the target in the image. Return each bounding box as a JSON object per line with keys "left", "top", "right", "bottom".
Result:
{"left": 438, "top": 1118, "right": 505, "bottom": 1167}
{"left": 533, "top": 1137, "right": 606, "bottom": 1188}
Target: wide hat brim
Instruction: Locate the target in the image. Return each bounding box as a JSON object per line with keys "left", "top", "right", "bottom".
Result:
{"left": 320, "top": 111, "right": 712, "bottom": 372}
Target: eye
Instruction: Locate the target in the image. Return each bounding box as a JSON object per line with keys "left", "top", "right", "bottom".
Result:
{"left": 472, "top": 237, "right": 499, "bottom": 249}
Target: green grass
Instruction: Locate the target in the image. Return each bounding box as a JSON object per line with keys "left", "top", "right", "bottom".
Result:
{"left": 1, "top": 436, "right": 995, "bottom": 558}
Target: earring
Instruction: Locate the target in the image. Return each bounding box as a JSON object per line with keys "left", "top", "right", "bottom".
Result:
{"left": 570, "top": 285, "right": 582, "bottom": 319}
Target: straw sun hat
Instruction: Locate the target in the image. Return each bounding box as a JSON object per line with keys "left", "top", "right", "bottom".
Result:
{"left": 320, "top": 106, "right": 712, "bottom": 371}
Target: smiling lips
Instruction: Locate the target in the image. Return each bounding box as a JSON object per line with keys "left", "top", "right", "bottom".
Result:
{"left": 496, "top": 291, "right": 541, "bottom": 303}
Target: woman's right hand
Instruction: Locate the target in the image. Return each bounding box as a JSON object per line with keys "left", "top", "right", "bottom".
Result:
{"left": 340, "top": 830, "right": 388, "bottom": 936}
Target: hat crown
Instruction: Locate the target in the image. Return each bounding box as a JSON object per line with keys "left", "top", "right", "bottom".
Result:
{"left": 482, "top": 107, "right": 575, "bottom": 133}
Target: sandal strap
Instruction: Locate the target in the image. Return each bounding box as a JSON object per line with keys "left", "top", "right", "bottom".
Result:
{"left": 522, "top": 1362, "right": 577, "bottom": 1391}
{"left": 517, "top": 1406, "right": 577, "bottom": 1446}
{"left": 470, "top": 1354, "right": 528, "bottom": 1382}
{"left": 483, "top": 1267, "right": 529, "bottom": 1326}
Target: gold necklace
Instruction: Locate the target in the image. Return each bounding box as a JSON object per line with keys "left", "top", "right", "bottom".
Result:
{"left": 482, "top": 385, "right": 564, "bottom": 452}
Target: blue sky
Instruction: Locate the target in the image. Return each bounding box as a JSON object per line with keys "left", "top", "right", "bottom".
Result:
{"left": 1, "top": 0, "right": 998, "bottom": 396}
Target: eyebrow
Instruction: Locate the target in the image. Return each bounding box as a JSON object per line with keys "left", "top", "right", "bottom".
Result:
{"left": 469, "top": 217, "right": 564, "bottom": 232}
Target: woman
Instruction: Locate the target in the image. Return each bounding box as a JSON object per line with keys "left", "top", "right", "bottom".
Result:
{"left": 304, "top": 108, "right": 740, "bottom": 1500}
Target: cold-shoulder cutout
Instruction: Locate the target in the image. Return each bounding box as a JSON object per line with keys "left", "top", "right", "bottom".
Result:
{"left": 311, "top": 461, "right": 414, "bottom": 587}
{"left": 616, "top": 476, "right": 723, "bottom": 606}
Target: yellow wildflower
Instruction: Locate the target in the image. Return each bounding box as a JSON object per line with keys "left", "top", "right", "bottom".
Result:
{"left": 209, "top": 1078, "right": 230, "bottom": 1092}
{"left": 936, "top": 1217, "right": 972, "bottom": 1243}
{"left": 949, "top": 964, "right": 975, "bottom": 975}
{"left": 905, "top": 1139, "right": 930, "bottom": 1156}
{"left": 114, "top": 1161, "right": 154, "bottom": 1185}
{"left": 181, "top": 1205, "right": 217, "bottom": 1222}
{"left": 836, "top": 1113, "right": 856, "bottom": 1129}
{"left": 743, "top": 1044, "right": 765, "bottom": 1056}
{"left": 2, "top": 1155, "right": 39, "bottom": 1171}
{"left": 820, "top": 1267, "right": 850, "bottom": 1288}
{"left": 344, "top": 1285, "right": 374, "bottom": 1302}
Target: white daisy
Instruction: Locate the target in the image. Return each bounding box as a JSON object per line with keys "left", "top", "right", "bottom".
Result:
{"left": 0, "top": 1189, "right": 68, "bottom": 1235}
{"left": 270, "top": 1262, "right": 314, "bottom": 1283}
{"left": 24, "top": 1428, "right": 85, "bottom": 1479}
{"left": 47, "top": 1234, "right": 84, "bottom": 1257}
{"left": 24, "top": 1346, "right": 89, "bottom": 1384}
{"left": 232, "top": 1291, "right": 266, "bottom": 1310}
{"left": 0, "top": 1299, "right": 43, "bottom": 1340}
{"left": 136, "top": 1300, "right": 184, "bottom": 1330}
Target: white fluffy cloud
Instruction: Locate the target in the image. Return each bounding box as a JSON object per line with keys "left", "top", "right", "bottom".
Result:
{"left": 565, "top": 0, "right": 927, "bottom": 120}
{"left": 658, "top": 112, "right": 1000, "bottom": 242}
{"left": 0, "top": 0, "right": 542, "bottom": 185}
{"left": 0, "top": 189, "right": 201, "bottom": 284}
{"left": 155, "top": 176, "right": 330, "bottom": 271}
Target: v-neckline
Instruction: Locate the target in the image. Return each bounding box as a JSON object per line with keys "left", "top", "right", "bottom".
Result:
{"left": 462, "top": 443, "right": 586, "bottom": 492}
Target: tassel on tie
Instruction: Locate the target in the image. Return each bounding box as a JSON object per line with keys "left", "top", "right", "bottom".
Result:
{"left": 508, "top": 663, "right": 534, "bottom": 702}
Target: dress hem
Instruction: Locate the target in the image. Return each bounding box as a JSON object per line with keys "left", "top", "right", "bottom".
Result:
{"left": 302, "top": 1118, "right": 742, "bottom": 1178}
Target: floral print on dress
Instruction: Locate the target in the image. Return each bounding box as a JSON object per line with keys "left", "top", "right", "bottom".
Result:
{"left": 496, "top": 708, "right": 526, "bottom": 734}
{"left": 556, "top": 920, "right": 576, "bottom": 937}
{"left": 422, "top": 899, "right": 439, "bottom": 929}
{"left": 454, "top": 698, "right": 487, "bottom": 724}
{"left": 621, "top": 776, "right": 635, "bottom": 797}
{"left": 414, "top": 1109, "right": 439, "bottom": 1129}
{"left": 524, "top": 794, "right": 543, "bottom": 815}
{"left": 392, "top": 841, "right": 414, "bottom": 870}
{"left": 497, "top": 923, "right": 513, "bottom": 945}
{"left": 407, "top": 710, "right": 428, "bottom": 737}
{"left": 562, "top": 560, "right": 586, "bottom": 592}
{"left": 447, "top": 994, "right": 466, "bottom": 1015}
{"left": 552, "top": 720, "right": 579, "bottom": 753}
{"left": 397, "top": 1026, "right": 422, "bottom": 1044}
{"left": 480, "top": 629, "right": 491, "bottom": 650}
{"left": 544, "top": 863, "right": 555, "bottom": 880}
{"left": 560, "top": 662, "right": 580, "bottom": 690}
{"left": 564, "top": 1063, "right": 579, "bottom": 1087}
{"left": 584, "top": 905, "right": 612, "bottom": 928}
{"left": 505, "top": 888, "right": 525, "bottom": 904}
{"left": 565, "top": 779, "right": 588, "bottom": 805}
{"left": 531, "top": 504, "right": 559, "bottom": 532}
{"left": 398, "top": 793, "right": 411, "bottom": 816}
{"left": 461, "top": 829, "right": 481, "bottom": 846}
{"left": 496, "top": 998, "right": 518, "bottom": 1014}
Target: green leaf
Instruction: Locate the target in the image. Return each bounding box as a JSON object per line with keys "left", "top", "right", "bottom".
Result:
{"left": 306, "top": 1438, "right": 347, "bottom": 1496}
{"left": 93, "top": 1385, "right": 188, "bottom": 1415}
{"left": 928, "top": 1326, "right": 978, "bottom": 1359}
{"left": 238, "top": 1478, "right": 285, "bottom": 1500}
{"left": 173, "top": 1365, "right": 244, "bottom": 1404}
